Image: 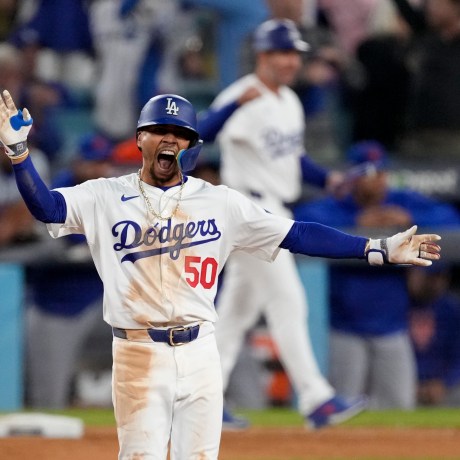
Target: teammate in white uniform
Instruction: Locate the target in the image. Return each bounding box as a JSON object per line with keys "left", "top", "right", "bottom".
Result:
{"left": 0, "top": 89, "right": 441, "bottom": 459}
{"left": 199, "top": 18, "right": 362, "bottom": 428}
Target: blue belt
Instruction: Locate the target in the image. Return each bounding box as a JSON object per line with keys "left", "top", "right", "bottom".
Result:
{"left": 113, "top": 324, "right": 200, "bottom": 346}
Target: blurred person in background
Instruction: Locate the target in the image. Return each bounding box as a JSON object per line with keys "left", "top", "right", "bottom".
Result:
{"left": 7, "top": 0, "right": 95, "bottom": 89}
{"left": 408, "top": 264, "right": 460, "bottom": 407}
{"left": 198, "top": 18, "right": 366, "bottom": 430}
{"left": 181, "top": 0, "right": 269, "bottom": 88}
{"left": 294, "top": 140, "right": 460, "bottom": 409}
{"left": 391, "top": 0, "right": 460, "bottom": 160}
{"left": 342, "top": 1, "right": 412, "bottom": 151}
{"left": 26, "top": 132, "right": 113, "bottom": 408}
{"left": 0, "top": 41, "right": 73, "bottom": 165}
{"left": 317, "top": 0, "right": 382, "bottom": 57}
{"left": 88, "top": 0, "right": 174, "bottom": 142}
{"left": 293, "top": 34, "right": 347, "bottom": 163}
{"left": 0, "top": 0, "right": 20, "bottom": 41}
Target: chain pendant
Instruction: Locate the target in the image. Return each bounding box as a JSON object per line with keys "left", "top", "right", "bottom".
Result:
{"left": 137, "top": 169, "right": 184, "bottom": 221}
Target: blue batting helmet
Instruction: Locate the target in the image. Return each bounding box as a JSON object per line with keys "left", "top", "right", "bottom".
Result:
{"left": 137, "top": 94, "right": 203, "bottom": 172}
{"left": 253, "top": 19, "right": 309, "bottom": 53}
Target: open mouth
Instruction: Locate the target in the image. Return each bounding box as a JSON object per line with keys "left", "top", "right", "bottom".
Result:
{"left": 157, "top": 150, "right": 176, "bottom": 170}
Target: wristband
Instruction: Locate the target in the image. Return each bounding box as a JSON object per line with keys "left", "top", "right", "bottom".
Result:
{"left": 5, "top": 140, "right": 28, "bottom": 158}
{"left": 366, "top": 238, "right": 389, "bottom": 265}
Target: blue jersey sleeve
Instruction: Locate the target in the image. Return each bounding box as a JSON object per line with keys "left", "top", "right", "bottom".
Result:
{"left": 197, "top": 101, "right": 239, "bottom": 143}
{"left": 280, "top": 221, "right": 367, "bottom": 259}
{"left": 300, "top": 155, "right": 328, "bottom": 189}
{"left": 13, "top": 155, "right": 67, "bottom": 223}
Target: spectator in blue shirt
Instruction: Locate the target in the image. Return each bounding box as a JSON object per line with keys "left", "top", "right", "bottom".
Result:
{"left": 293, "top": 140, "right": 460, "bottom": 409}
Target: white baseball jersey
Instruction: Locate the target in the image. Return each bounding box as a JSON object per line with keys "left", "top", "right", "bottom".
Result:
{"left": 47, "top": 174, "right": 293, "bottom": 329}
{"left": 212, "top": 73, "right": 305, "bottom": 216}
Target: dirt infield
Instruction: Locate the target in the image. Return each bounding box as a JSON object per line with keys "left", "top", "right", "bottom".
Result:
{"left": 1, "top": 426, "right": 459, "bottom": 459}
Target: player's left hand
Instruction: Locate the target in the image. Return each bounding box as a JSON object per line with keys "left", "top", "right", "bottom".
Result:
{"left": 366, "top": 225, "right": 441, "bottom": 267}
{"left": 0, "top": 89, "right": 33, "bottom": 160}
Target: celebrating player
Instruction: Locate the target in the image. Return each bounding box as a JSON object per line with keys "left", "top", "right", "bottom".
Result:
{"left": 0, "top": 89, "right": 441, "bottom": 459}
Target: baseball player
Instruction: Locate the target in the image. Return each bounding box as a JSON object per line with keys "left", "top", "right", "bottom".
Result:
{"left": 197, "top": 18, "right": 361, "bottom": 428}
{"left": 0, "top": 89, "right": 441, "bottom": 459}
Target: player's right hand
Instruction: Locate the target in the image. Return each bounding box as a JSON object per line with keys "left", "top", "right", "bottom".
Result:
{"left": 0, "top": 89, "right": 33, "bottom": 160}
{"left": 366, "top": 225, "right": 441, "bottom": 267}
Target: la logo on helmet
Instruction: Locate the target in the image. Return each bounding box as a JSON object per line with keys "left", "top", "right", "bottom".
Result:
{"left": 165, "top": 98, "right": 179, "bottom": 116}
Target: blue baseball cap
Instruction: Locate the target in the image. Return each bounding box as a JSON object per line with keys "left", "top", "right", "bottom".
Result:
{"left": 77, "top": 133, "right": 113, "bottom": 161}
{"left": 346, "top": 140, "right": 388, "bottom": 169}
{"left": 253, "top": 19, "right": 310, "bottom": 53}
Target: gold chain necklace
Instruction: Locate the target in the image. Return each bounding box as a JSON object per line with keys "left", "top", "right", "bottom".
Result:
{"left": 137, "top": 169, "right": 184, "bottom": 221}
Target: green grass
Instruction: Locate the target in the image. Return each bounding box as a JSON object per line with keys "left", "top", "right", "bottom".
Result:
{"left": 0, "top": 408, "right": 116, "bottom": 426}
{"left": 2, "top": 407, "right": 459, "bottom": 429}
{"left": 232, "top": 407, "right": 460, "bottom": 429}
{"left": 49, "top": 408, "right": 116, "bottom": 426}
{"left": 344, "top": 408, "right": 460, "bottom": 428}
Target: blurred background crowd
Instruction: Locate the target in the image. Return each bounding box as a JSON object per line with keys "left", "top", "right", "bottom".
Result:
{"left": 1, "top": 0, "right": 460, "bottom": 413}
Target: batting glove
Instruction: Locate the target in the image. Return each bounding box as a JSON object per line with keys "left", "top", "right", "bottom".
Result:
{"left": 366, "top": 225, "right": 441, "bottom": 267}
{"left": 0, "top": 90, "right": 33, "bottom": 160}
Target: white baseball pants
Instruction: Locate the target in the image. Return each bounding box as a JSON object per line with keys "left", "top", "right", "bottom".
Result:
{"left": 112, "top": 324, "right": 223, "bottom": 460}
{"left": 215, "top": 249, "right": 334, "bottom": 415}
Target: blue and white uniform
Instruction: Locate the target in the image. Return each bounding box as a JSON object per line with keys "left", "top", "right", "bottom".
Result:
{"left": 202, "top": 73, "right": 337, "bottom": 415}
{"left": 49, "top": 172, "right": 293, "bottom": 458}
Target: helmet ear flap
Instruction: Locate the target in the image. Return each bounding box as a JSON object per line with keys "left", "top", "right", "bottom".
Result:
{"left": 188, "top": 134, "right": 199, "bottom": 148}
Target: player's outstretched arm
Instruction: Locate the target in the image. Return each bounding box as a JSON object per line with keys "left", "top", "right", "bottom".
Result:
{"left": 366, "top": 225, "right": 441, "bottom": 267}
{"left": 280, "top": 222, "right": 441, "bottom": 267}
{"left": 0, "top": 89, "right": 33, "bottom": 162}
